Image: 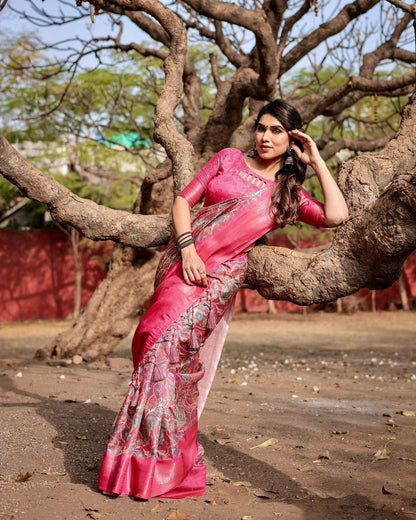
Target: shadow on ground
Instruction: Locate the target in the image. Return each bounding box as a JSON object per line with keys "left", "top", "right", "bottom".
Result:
{"left": 1, "top": 371, "right": 412, "bottom": 520}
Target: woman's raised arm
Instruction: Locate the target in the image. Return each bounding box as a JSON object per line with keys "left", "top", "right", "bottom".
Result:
{"left": 289, "top": 129, "right": 349, "bottom": 227}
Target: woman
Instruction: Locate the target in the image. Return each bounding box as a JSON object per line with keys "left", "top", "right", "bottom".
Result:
{"left": 98, "top": 99, "right": 349, "bottom": 499}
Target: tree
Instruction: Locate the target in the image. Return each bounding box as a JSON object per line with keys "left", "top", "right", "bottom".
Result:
{"left": 0, "top": 0, "right": 415, "bottom": 361}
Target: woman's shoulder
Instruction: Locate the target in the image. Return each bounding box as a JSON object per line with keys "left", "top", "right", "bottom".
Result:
{"left": 220, "top": 147, "right": 245, "bottom": 157}
{"left": 215, "top": 147, "right": 245, "bottom": 165}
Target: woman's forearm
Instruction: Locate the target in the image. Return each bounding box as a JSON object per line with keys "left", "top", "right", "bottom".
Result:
{"left": 172, "top": 196, "right": 193, "bottom": 237}
{"left": 311, "top": 158, "right": 349, "bottom": 227}
{"left": 289, "top": 129, "right": 349, "bottom": 228}
{"left": 172, "top": 195, "right": 207, "bottom": 286}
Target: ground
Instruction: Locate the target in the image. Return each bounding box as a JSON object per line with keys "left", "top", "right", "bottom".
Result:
{"left": 0, "top": 311, "right": 415, "bottom": 520}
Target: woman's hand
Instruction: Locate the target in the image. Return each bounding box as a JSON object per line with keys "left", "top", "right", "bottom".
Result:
{"left": 288, "top": 129, "right": 323, "bottom": 168}
{"left": 181, "top": 245, "right": 207, "bottom": 287}
{"left": 289, "top": 129, "right": 349, "bottom": 227}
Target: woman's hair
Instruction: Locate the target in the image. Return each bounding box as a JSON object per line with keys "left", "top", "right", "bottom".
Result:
{"left": 254, "top": 99, "right": 306, "bottom": 228}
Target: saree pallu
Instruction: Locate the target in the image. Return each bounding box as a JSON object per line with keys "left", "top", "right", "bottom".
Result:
{"left": 98, "top": 186, "right": 277, "bottom": 499}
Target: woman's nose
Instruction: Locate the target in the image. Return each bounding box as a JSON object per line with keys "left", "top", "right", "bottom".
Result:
{"left": 262, "top": 129, "right": 271, "bottom": 141}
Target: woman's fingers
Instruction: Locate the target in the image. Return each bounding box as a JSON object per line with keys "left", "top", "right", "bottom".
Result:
{"left": 289, "top": 129, "right": 320, "bottom": 165}
{"left": 182, "top": 264, "right": 207, "bottom": 286}
{"left": 190, "top": 265, "right": 207, "bottom": 286}
{"left": 182, "top": 267, "right": 192, "bottom": 285}
{"left": 181, "top": 249, "right": 207, "bottom": 286}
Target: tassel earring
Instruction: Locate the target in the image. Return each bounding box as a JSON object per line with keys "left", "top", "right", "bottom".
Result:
{"left": 285, "top": 145, "right": 295, "bottom": 166}
{"left": 247, "top": 144, "right": 258, "bottom": 158}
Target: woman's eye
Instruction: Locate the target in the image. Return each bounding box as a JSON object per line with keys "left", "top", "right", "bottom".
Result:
{"left": 272, "top": 128, "right": 281, "bottom": 134}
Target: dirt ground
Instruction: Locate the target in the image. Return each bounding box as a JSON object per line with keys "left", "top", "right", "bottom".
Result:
{"left": 0, "top": 311, "right": 415, "bottom": 520}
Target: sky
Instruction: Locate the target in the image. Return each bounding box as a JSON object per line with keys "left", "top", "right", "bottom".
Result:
{"left": 1, "top": 0, "right": 413, "bottom": 74}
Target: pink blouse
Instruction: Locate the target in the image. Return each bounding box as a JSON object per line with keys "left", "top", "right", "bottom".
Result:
{"left": 179, "top": 148, "right": 328, "bottom": 228}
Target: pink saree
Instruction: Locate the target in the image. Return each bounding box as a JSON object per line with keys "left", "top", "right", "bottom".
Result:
{"left": 98, "top": 148, "right": 327, "bottom": 499}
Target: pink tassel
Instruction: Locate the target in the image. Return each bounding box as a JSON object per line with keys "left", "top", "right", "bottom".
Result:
{"left": 190, "top": 328, "right": 199, "bottom": 350}
{"left": 207, "top": 308, "right": 216, "bottom": 330}
{"left": 153, "top": 363, "right": 165, "bottom": 382}
{"left": 169, "top": 342, "right": 180, "bottom": 364}
{"left": 130, "top": 388, "right": 139, "bottom": 408}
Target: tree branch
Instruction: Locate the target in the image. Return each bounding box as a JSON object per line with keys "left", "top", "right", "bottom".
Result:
{"left": 281, "top": 0, "right": 380, "bottom": 74}
{"left": 100, "top": 1, "right": 194, "bottom": 192}
{"left": 0, "top": 134, "right": 171, "bottom": 246}
{"left": 319, "top": 134, "right": 393, "bottom": 161}
{"left": 246, "top": 173, "right": 416, "bottom": 302}
{"left": 338, "top": 92, "right": 416, "bottom": 213}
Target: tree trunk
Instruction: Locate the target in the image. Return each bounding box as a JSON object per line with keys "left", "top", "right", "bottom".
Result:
{"left": 35, "top": 173, "right": 173, "bottom": 362}
{"left": 267, "top": 299, "right": 277, "bottom": 314}
{"left": 35, "top": 244, "right": 162, "bottom": 361}
{"left": 70, "top": 228, "right": 82, "bottom": 322}
{"left": 397, "top": 274, "right": 410, "bottom": 311}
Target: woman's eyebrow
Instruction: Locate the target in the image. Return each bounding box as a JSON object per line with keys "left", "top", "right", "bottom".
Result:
{"left": 257, "top": 123, "right": 285, "bottom": 130}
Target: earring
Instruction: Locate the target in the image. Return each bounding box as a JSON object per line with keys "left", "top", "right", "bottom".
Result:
{"left": 247, "top": 143, "right": 258, "bottom": 158}
{"left": 285, "top": 146, "right": 294, "bottom": 166}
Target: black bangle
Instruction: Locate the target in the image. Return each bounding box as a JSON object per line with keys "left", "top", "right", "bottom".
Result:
{"left": 176, "top": 231, "right": 192, "bottom": 243}
{"left": 178, "top": 238, "right": 195, "bottom": 250}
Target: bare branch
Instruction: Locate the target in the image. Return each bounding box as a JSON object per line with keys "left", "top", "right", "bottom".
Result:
{"left": 247, "top": 173, "right": 416, "bottom": 302}
{"left": 281, "top": 0, "right": 380, "bottom": 74}
{"left": 385, "top": 0, "right": 416, "bottom": 15}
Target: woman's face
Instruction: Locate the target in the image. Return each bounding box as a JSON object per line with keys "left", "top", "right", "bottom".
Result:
{"left": 254, "top": 113, "right": 290, "bottom": 161}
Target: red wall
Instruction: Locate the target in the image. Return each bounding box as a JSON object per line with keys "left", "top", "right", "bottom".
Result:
{"left": 0, "top": 229, "right": 415, "bottom": 322}
{"left": 0, "top": 229, "right": 111, "bottom": 321}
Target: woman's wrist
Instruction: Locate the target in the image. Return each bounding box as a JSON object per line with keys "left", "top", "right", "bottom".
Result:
{"left": 176, "top": 230, "right": 195, "bottom": 250}
{"left": 309, "top": 156, "right": 327, "bottom": 172}
{"left": 180, "top": 243, "right": 197, "bottom": 257}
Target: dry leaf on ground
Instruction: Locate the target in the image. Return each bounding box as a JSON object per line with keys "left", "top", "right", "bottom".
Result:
{"left": 318, "top": 450, "right": 330, "bottom": 460}
{"left": 374, "top": 448, "right": 390, "bottom": 460}
{"left": 165, "top": 510, "right": 189, "bottom": 520}
{"left": 398, "top": 410, "right": 415, "bottom": 417}
{"left": 214, "top": 438, "right": 233, "bottom": 445}
{"left": 16, "top": 472, "right": 32, "bottom": 482}
{"left": 249, "top": 438, "right": 278, "bottom": 450}
{"left": 382, "top": 485, "right": 393, "bottom": 495}
{"left": 84, "top": 507, "right": 102, "bottom": 520}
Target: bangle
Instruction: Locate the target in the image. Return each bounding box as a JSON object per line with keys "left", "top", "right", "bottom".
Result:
{"left": 177, "top": 231, "right": 192, "bottom": 245}
{"left": 176, "top": 231, "right": 195, "bottom": 251}
{"left": 176, "top": 231, "right": 192, "bottom": 243}
{"left": 178, "top": 238, "right": 195, "bottom": 250}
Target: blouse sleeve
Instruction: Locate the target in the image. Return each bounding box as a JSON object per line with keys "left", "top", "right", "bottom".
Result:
{"left": 178, "top": 151, "right": 222, "bottom": 208}
{"left": 297, "top": 187, "right": 329, "bottom": 228}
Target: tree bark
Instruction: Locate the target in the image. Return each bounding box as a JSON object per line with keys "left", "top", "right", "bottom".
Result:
{"left": 246, "top": 173, "right": 416, "bottom": 302}
{"left": 35, "top": 244, "right": 161, "bottom": 361}
{"left": 70, "top": 228, "right": 82, "bottom": 321}
{"left": 398, "top": 273, "right": 410, "bottom": 311}
{"left": 34, "top": 168, "right": 174, "bottom": 362}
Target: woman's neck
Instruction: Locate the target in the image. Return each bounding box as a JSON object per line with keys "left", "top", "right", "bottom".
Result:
{"left": 245, "top": 155, "right": 284, "bottom": 180}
